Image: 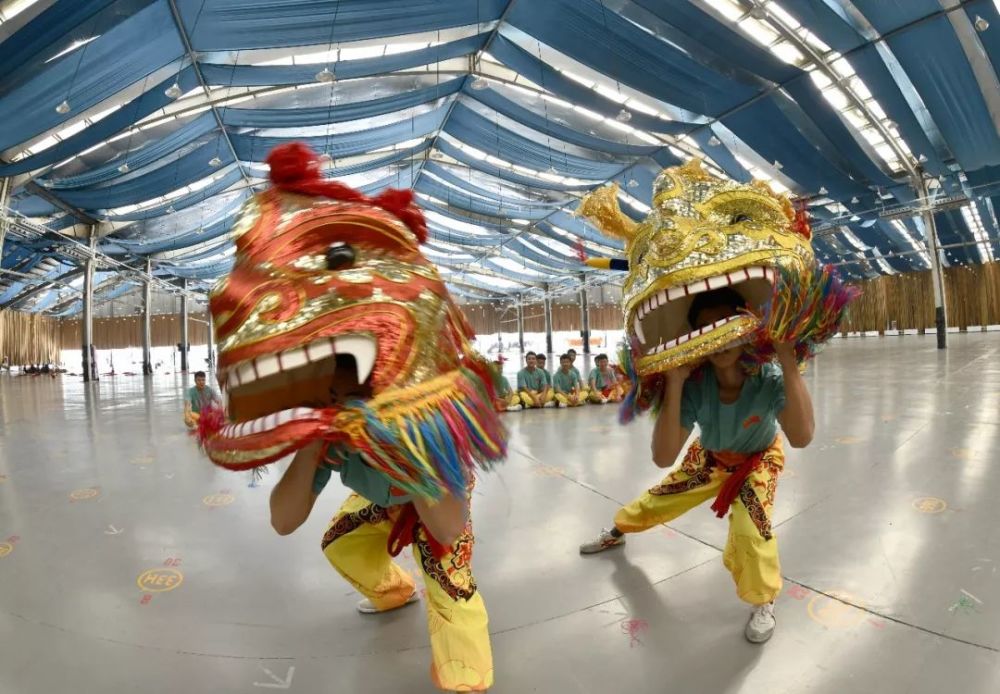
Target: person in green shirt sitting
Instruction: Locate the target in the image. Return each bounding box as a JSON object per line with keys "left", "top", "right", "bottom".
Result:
{"left": 491, "top": 356, "right": 522, "bottom": 412}
{"left": 535, "top": 353, "right": 553, "bottom": 390}
{"left": 588, "top": 354, "right": 623, "bottom": 404}
{"left": 566, "top": 348, "right": 589, "bottom": 400}
{"left": 517, "top": 352, "right": 554, "bottom": 408}
{"left": 184, "top": 371, "right": 221, "bottom": 428}
{"left": 553, "top": 354, "right": 584, "bottom": 407}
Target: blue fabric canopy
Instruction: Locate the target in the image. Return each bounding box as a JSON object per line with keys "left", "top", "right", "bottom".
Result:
{"left": 2, "top": 0, "right": 999, "bottom": 313}
{"left": 222, "top": 78, "right": 463, "bottom": 128}
{"left": 230, "top": 104, "right": 447, "bottom": 161}
{"left": 200, "top": 34, "right": 489, "bottom": 87}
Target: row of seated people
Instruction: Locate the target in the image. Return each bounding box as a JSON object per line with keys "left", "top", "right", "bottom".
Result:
{"left": 493, "top": 349, "right": 629, "bottom": 411}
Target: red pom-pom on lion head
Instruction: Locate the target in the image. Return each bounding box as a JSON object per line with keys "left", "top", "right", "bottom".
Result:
{"left": 264, "top": 142, "right": 427, "bottom": 243}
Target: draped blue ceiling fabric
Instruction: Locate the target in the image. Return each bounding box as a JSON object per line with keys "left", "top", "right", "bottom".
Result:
{"left": 222, "top": 78, "right": 464, "bottom": 128}
{"left": 2, "top": 0, "right": 999, "bottom": 314}
{"left": 176, "top": 0, "right": 509, "bottom": 51}
{"left": 0, "top": 1, "right": 184, "bottom": 152}
{"left": 230, "top": 104, "right": 447, "bottom": 160}
{"left": 199, "top": 33, "right": 490, "bottom": 87}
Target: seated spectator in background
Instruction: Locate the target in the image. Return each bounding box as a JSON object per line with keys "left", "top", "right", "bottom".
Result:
{"left": 588, "top": 353, "right": 623, "bottom": 404}
{"left": 553, "top": 354, "right": 585, "bottom": 407}
{"left": 535, "top": 354, "right": 552, "bottom": 391}
{"left": 517, "top": 352, "right": 554, "bottom": 408}
{"left": 613, "top": 362, "right": 631, "bottom": 396}
{"left": 566, "top": 348, "right": 589, "bottom": 400}
{"left": 491, "top": 356, "right": 522, "bottom": 412}
{"left": 184, "top": 371, "right": 222, "bottom": 429}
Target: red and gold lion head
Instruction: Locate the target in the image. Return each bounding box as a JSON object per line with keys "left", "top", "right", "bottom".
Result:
{"left": 201, "top": 144, "right": 505, "bottom": 499}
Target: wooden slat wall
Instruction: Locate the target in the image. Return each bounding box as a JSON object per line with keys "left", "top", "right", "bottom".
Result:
{"left": 462, "top": 262, "right": 1000, "bottom": 335}
{"left": 8, "top": 263, "right": 990, "bottom": 362}
{"left": 842, "top": 263, "right": 1000, "bottom": 332}
{"left": 0, "top": 310, "right": 62, "bottom": 364}
{"left": 59, "top": 313, "right": 210, "bottom": 350}
{"left": 463, "top": 302, "right": 625, "bottom": 335}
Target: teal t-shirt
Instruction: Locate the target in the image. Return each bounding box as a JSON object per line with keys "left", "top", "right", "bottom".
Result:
{"left": 312, "top": 447, "right": 412, "bottom": 507}
{"left": 680, "top": 362, "right": 786, "bottom": 454}
{"left": 495, "top": 374, "right": 513, "bottom": 397}
{"left": 517, "top": 367, "right": 547, "bottom": 391}
{"left": 187, "top": 385, "right": 219, "bottom": 413}
{"left": 571, "top": 366, "right": 583, "bottom": 384}
{"left": 589, "top": 367, "right": 617, "bottom": 390}
{"left": 552, "top": 368, "right": 580, "bottom": 393}
{"left": 538, "top": 367, "right": 552, "bottom": 386}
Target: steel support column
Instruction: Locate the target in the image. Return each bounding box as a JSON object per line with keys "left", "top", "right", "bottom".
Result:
{"left": 179, "top": 278, "right": 190, "bottom": 372}
{"left": 543, "top": 285, "right": 553, "bottom": 356}
{"left": 206, "top": 307, "right": 215, "bottom": 368}
{"left": 81, "top": 231, "right": 96, "bottom": 382}
{"left": 0, "top": 178, "right": 10, "bottom": 258}
{"left": 915, "top": 175, "right": 948, "bottom": 349}
{"left": 579, "top": 274, "right": 591, "bottom": 355}
{"left": 142, "top": 259, "right": 153, "bottom": 375}
{"left": 516, "top": 299, "right": 525, "bottom": 353}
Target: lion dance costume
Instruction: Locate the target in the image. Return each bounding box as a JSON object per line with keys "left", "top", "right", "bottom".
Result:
{"left": 199, "top": 143, "right": 506, "bottom": 691}
{"left": 578, "top": 160, "right": 857, "bottom": 607}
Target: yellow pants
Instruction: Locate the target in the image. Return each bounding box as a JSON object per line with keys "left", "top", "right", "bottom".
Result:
{"left": 554, "top": 391, "right": 585, "bottom": 406}
{"left": 322, "top": 494, "right": 493, "bottom": 691}
{"left": 518, "top": 390, "right": 554, "bottom": 408}
{"left": 587, "top": 385, "right": 623, "bottom": 403}
{"left": 614, "top": 438, "right": 784, "bottom": 605}
{"left": 495, "top": 393, "right": 520, "bottom": 411}
{"left": 183, "top": 410, "right": 199, "bottom": 429}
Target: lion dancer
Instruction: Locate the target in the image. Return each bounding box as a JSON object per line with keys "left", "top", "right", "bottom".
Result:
{"left": 580, "top": 288, "right": 814, "bottom": 643}
{"left": 574, "top": 161, "right": 856, "bottom": 644}
{"left": 199, "top": 142, "right": 505, "bottom": 692}
{"left": 269, "top": 365, "right": 492, "bottom": 690}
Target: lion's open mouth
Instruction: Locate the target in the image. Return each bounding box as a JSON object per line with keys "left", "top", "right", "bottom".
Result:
{"left": 220, "top": 334, "right": 377, "bottom": 425}
{"left": 630, "top": 266, "right": 776, "bottom": 356}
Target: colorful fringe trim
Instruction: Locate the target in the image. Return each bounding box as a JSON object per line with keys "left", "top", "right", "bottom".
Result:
{"left": 743, "top": 262, "right": 860, "bottom": 365}
{"left": 618, "top": 339, "right": 666, "bottom": 425}
{"left": 617, "top": 262, "right": 859, "bottom": 424}
{"left": 325, "top": 366, "right": 506, "bottom": 500}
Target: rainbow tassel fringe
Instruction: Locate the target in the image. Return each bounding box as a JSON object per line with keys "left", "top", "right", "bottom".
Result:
{"left": 618, "top": 339, "right": 666, "bottom": 424}
{"left": 743, "top": 262, "right": 860, "bottom": 365}
{"left": 327, "top": 366, "right": 507, "bottom": 500}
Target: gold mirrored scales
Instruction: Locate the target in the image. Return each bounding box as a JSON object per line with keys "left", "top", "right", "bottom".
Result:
{"left": 578, "top": 159, "right": 815, "bottom": 374}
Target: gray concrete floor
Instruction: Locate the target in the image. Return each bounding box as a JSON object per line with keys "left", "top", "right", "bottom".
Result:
{"left": 1, "top": 334, "right": 999, "bottom": 693}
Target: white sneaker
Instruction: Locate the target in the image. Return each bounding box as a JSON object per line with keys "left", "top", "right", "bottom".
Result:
{"left": 558, "top": 401, "right": 567, "bottom": 408}
{"left": 506, "top": 404, "right": 522, "bottom": 412}
{"left": 543, "top": 400, "right": 556, "bottom": 408}
{"left": 601, "top": 397, "right": 609, "bottom": 404}
{"left": 745, "top": 603, "right": 776, "bottom": 643}
{"left": 357, "top": 592, "right": 419, "bottom": 614}
{"left": 579, "top": 528, "right": 626, "bottom": 554}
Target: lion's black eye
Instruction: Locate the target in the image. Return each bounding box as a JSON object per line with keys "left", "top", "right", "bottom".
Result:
{"left": 325, "top": 242, "right": 356, "bottom": 270}
{"left": 731, "top": 214, "right": 752, "bottom": 225}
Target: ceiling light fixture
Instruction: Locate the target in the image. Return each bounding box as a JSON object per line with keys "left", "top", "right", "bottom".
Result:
{"left": 208, "top": 156, "right": 222, "bottom": 167}
{"left": 470, "top": 75, "right": 489, "bottom": 90}
{"left": 974, "top": 15, "right": 989, "bottom": 32}
{"left": 164, "top": 82, "right": 183, "bottom": 99}
{"left": 55, "top": 100, "right": 71, "bottom": 114}
{"left": 616, "top": 108, "right": 632, "bottom": 123}
{"left": 315, "top": 66, "right": 335, "bottom": 83}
